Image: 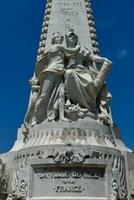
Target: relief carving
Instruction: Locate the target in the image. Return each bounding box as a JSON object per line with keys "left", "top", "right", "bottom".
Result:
{"left": 17, "top": 180, "right": 27, "bottom": 200}
{"left": 7, "top": 179, "right": 27, "bottom": 200}
{"left": 0, "top": 159, "right": 8, "bottom": 194}
{"left": 6, "top": 192, "right": 17, "bottom": 200}
{"left": 23, "top": 29, "right": 112, "bottom": 132}
{"left": 7, "top": 165, "right": 28, "bottom": 200}
{"left": 47, "top": 149, "right": 112, "bottom": 163}
{"left": 112, "top": 156, "right": 127, "bottom": 200}
{"left": 131, "top": 188, "right": 134, "bottom": 199}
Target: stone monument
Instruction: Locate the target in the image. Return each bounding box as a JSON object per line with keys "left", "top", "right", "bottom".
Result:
{"left": 0, "top": 0, "right": 134, "bottom": 200}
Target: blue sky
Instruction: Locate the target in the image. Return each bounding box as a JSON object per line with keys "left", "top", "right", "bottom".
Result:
{"left": 0, "top": 0, "right": 134, "bottom": 153}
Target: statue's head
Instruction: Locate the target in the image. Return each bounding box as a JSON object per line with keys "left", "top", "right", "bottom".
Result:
{"left": 51, "top": 32, "right": 64, "bottom": 45}
{"left": 66, "top": 29, "right": 78, "bottom": 48}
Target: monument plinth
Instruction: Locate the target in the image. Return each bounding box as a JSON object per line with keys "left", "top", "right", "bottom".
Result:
{"left": 0, "top": 1, "right": 134, "bottom": 200}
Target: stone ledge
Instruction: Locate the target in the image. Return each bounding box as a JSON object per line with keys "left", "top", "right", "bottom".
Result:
{"left": 30, "top": 197, "right": 111, "bottom": 200}
{"left": 23, "top": 120, "right": 114, "bottom": 148}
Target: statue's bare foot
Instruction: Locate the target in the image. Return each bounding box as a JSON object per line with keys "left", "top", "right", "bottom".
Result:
{"left": 48, "top": 119, "right": 55, "bottom": 122}
{"left": 31, "top": 120, "right": 37, "bottom": 127}
{"left": 60, "top": 117, "right": 70, "bottom": 122}
{"left": 65, "top": 99, "right": 71, "bottom": 108}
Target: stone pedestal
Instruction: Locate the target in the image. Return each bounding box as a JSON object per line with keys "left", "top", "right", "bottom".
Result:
{"left": 1, "top": 120, "right": 133, "bottom": 200}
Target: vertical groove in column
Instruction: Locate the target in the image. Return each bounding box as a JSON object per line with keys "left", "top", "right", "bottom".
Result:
{"left": 85, "top": 0, "right": 100, "bottom": 55}
{"left": 36, "top": 0, "right": 52, "bottom": 61}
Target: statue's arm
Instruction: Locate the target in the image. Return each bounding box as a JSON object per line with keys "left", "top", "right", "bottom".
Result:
{"left": 89, "top": 54, "right": 112, "bottom": 65}
{"left": 56, "top": 45, "right": 80, "bottom": 54}
{"left": 64, "top": 46, "right": 80, "bottom": 54}
{"left": 89, "top": 55, "right": 107, "bottom": 63}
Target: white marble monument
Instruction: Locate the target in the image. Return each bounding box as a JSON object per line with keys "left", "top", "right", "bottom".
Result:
{"left": 0, "top": 0, "right": 134, "bottom": 200}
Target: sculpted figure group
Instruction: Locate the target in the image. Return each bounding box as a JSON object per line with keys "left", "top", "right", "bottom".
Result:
{"left": 24, "top": 30, "right": 112, "bottom": 131}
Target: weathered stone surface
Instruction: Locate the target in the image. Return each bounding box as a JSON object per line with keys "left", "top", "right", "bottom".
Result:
{"left": 1, "top": 144, "right": 128, "bottom": 200}
{"left": 0, "top": 0, "right": 134, "bottom": 200}
{"left": 23, "top": 120, "right": 115, "bottom": 148}
{"left": 32, "top": 165, "right": 106, "bottom": 197}
{"left": 127, "top": 152, "right": 134, "bottom": 200}
{"left": 23, "top": 30, "right": 112, "bottom": 130}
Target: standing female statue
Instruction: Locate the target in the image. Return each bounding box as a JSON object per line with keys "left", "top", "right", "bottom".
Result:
{"left": 25, "top": 32, "right": 79, "bottom": 126}
{"left": 23, "top": 30, "right": 112, "bottom": 130}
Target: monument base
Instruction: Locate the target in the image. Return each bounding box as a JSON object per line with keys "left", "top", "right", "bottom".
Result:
{"left": 0, "top": 120, "right": 133, "bottom": 200}
{"left": 29, "top": 198, "right": 112, "bottom": 200}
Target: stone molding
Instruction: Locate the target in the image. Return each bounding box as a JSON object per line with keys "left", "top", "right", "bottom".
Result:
{"left": 84, "top": 0, "right": 100, "bottom": 55}
{"left": 22, "top": 121, "right": 115, "bottom": 149}
{"left": 37, "top": 0, "right": 52, "bottom": 60}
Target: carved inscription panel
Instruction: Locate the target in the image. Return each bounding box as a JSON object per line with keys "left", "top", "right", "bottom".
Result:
{"left": 45, "top": 0, "right": 92, "bottom": 51}
{"left": 31, "top": 165, "right": 106, "bottom": 197}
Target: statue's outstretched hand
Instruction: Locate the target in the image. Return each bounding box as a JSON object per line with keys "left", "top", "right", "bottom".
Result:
{"left": 92, "top": 55, "right": 112, "bottom": 66}
{"left": 104, "top": 58, "right": 112, "bottom": 66}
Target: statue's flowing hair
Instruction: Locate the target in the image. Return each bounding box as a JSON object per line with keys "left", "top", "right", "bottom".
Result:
{"left": 51, "top": 32, "right": 64, "bottom": 45}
